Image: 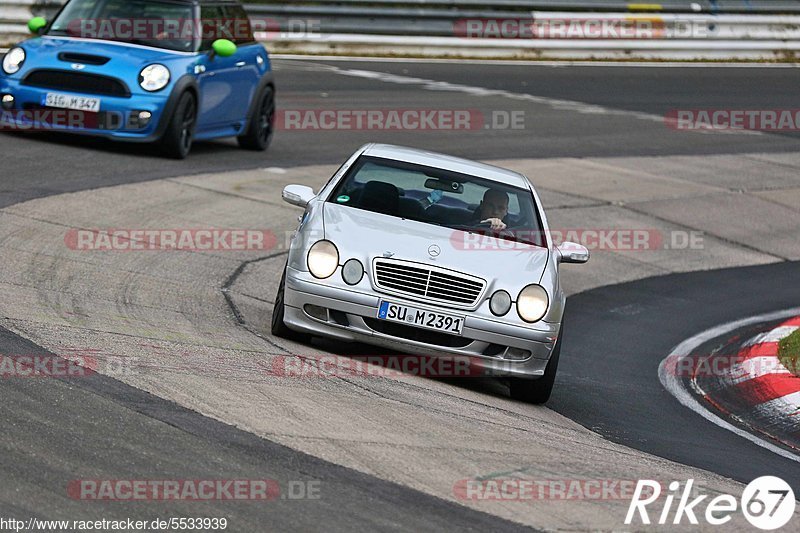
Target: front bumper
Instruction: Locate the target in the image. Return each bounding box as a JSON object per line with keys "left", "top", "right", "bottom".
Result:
{"left": 0, "top": 78, "right": 168, "bottom": 141}
{"left": 283, "top": 266, "right": 560, "bottom": 379}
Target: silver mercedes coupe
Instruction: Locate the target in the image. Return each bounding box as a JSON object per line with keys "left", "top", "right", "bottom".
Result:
{"left": 271, "top": 144, "right": 589, "bottom": 403}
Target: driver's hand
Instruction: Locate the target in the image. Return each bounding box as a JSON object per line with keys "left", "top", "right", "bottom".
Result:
{"left": 481, "top": 218, "right": 507, "bottom": 230}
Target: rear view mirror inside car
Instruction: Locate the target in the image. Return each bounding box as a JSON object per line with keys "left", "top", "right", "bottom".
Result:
{"left": 425, "top": 178, "right": 464, "bottom": 194}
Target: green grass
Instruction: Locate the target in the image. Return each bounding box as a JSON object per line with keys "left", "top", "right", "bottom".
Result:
{"left": 778, "top": 329, "right": 800, "bottom": 378}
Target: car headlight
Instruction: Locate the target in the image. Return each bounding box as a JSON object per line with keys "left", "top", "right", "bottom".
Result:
{"left": 138, "top": 64, "right": 170, "bottom": 92}
{"left": 517, "top": 284, "right": 549, "bottom": 323}
{"left": 341, "top": 258, "right": 364, "bottom": 285}
{"left": 489, "top": 290, "right": 512, "bottom": 316}
{"left": 307, "top": 240, "right": 339, "bottom": 279}
{"left": 2, "top": 48, "right": 26, "bottom": 75}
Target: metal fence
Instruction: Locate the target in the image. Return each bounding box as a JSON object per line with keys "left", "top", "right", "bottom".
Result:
{"left": 248, "top": 6, "right": 800, "bottom": 38}
{"left": 3, "top": 0, "right": 800, "bottom": 59}
{"left": 245, "top": 1, "right": 800, "bottom": 14}
{"left": 1, "top": 0, "right": 60, "bottom": 43}
{"left": 244, "top": 1, "right": 800, "bottom": 59}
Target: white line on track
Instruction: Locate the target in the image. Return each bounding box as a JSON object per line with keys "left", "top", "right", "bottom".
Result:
{"left": 743, "top": 325, "right": 799, "bottom": 346}
{"left": 659, "top": 307, "right": 800, "bottom": 464}
{"left": 310, "top": 63, "right": 760, "bottom": 135}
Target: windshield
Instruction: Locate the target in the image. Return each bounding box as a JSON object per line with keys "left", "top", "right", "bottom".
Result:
{"left": 328, "top": 156, "right": 546, "bottom": 247}
{"left": 48, "top": 0, "right": 196, "bottom": 52}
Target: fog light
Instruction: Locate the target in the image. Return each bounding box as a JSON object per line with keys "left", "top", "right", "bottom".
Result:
{"left": 1, "top": 94, "right": 14, "bottom": 110}
{"left": 138, "top": 110, "right": 152, "bottom": 123}
{"left": 341, "top": 258, "right": 364, "bottom": 285}
{"left": 127, "top": 110, "right": 152, "bottom": 129}
{"left": 503, "top": 347, "right": 531, "bottom": 361}
{"left": 304, "top": 304, "right": 328, "bottom": 322}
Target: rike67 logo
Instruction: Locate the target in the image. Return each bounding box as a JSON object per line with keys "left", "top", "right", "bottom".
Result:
{"left": 625, "top": 477, "right": 795, "bottom": 530}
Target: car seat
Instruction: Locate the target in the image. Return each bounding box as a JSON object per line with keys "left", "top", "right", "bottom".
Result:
{"left": 360, "top": 181, "right": 400, "bottom": 216}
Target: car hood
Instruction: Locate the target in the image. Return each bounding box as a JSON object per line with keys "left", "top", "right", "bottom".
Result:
{"left": 323, "top": 203, "right": 549, "bottom": 287}
{"left": 23, "top": 36, "right": 188, "bottom": 71}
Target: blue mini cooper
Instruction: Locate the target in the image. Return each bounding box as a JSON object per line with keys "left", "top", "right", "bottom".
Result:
{"left": 0, "top": 0, "right": 275, "bottom": 158}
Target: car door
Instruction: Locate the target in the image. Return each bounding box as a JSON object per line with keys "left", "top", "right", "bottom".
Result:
{"left": 195, "top": 5, "right": 251, "bottom": 130}
{"left": 222, "top": 4, "right": 262, "bottom": 120}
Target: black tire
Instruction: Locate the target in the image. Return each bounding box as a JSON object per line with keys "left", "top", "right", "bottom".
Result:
{"left": 160, "top": 91, "right": 197, "bottom": 160}
{"left": 238, "top": 85, "right": 275, "bottom": 151}
{"left": 271, "top": 268, "right": 301, "bottom": 340}
{"left": 509, "top": 325, "right": 563, "bottom": 404}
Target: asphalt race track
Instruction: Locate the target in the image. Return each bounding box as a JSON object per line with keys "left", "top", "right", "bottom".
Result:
{"left": 0, "top": 325, "right": 528, "bottom": 531}
{"left": 552, "top": 260, "right": 800, "bottom": 491}
{"left": 4, "top": 60, "right": 800, "bottom": 208}
{"left": 2, "top": 58, "right": 800, "bottom": 529}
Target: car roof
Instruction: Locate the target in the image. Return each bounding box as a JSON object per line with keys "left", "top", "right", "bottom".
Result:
{"left": 362, "top": 144, "right": 531, "bottom": 189}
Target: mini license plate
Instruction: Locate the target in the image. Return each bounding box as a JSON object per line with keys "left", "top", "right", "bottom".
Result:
{"left": 378, "top": 301, "right": 464, "bottom": 335}
{"left": 43, "top": 92, "right": 101, "bottom": 112}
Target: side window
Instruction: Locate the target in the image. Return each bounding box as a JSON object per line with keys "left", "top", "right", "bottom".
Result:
{"left": 223, "top": 5, "right": 255, "bottom": 45}
{"left": 199, "top": 5, "right": 226, "bottom": 51}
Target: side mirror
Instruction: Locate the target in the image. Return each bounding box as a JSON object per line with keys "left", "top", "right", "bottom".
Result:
{"left": 210, "top": 39, "right": 237, "bottom": 59}
{"left": 282, "top": 185, "right": 316, "bottom": 208}
{"left": 557, "top": 241, "right": 590, "bottom": 264}
{"left": 28, "top": 17, "right": 47, "bottom": 35}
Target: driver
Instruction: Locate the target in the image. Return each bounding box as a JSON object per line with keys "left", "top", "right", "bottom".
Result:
{"left": 473, "top": 189, "right": 509, "bottom": 231}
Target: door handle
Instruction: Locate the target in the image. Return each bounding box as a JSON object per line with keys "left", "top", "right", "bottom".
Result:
{"left": 235, "top": 61, "right": 246, "bottom": 67}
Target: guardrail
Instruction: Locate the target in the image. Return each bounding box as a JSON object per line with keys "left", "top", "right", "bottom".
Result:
{"left": 3, "top": 0, "right": 800, "bottom": 59}
{"left": 250, "top": 9, "right": 800, "bottom": 39}
{"left": 247, "top": 2, "right": 800, "bottom": 59}
{"left": 244, "top": 1, "right": 800, "bottom": 14}
{"left": 1, "top": 0, "right": 60, "bottom": 44}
